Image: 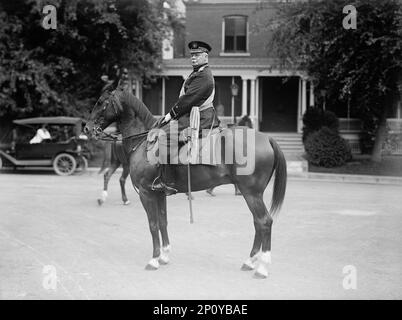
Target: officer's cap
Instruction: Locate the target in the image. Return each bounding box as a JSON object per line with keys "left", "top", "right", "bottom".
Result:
{"left": 188, "top": 41, "right": 212, "bottom": 54}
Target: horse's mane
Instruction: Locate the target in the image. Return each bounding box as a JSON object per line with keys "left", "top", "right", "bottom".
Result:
{"left": 118, "top": 89, "right": 156, "bottom": 130}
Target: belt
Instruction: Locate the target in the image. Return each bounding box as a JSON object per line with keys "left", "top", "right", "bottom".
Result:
{"left": 198, "top": 103, "right": 213, "bottom": 112}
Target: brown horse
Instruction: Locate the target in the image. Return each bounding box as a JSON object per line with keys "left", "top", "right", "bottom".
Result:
{"left": 84, "top": 88, "right": 287, "bottom": 279}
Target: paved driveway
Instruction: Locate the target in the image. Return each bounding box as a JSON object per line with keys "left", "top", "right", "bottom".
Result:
{"left": 0, "top": 171, "right": 401, "bottom": 299}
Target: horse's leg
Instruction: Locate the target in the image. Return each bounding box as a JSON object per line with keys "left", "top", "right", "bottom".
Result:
{"left": 120, "top": 164, "right": 130, "bottom": 205}
{"left": 139, "top": 190, "right": 162, "bottom": 270}
{"left": 98, "top": 141, "right": 110, "bottom": 174}
{"left": 241, "top": 193, "right": 273, "bottom": 278}
{"left": 241, "top": 219, "right": 262, "bottom": 271}
{"left": 97, "top": 161, "right": 120, "bottom": 205}
{"left": 157, "top": 194, "right": 171, "bottom": 265}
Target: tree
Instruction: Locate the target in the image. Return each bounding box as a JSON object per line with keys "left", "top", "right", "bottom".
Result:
{"left": 260, "top": 0, "right": 402, "bottom": 161}
{"left": 0, "top": 0, "right": 182, "bottom": 125}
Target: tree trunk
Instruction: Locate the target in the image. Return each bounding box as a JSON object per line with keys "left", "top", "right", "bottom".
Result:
{"left": 370, "top": 98, "right": 391, "bottom": 163}
{"left": 370, "top": 117, "right": 386, "bottom": 162}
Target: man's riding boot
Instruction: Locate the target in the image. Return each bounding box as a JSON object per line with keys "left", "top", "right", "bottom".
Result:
{"left": 152, "top": 164, "right": 178, "bottom": 196}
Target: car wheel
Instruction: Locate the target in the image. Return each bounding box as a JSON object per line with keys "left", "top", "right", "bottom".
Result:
{"left": 53, "top": 153, "right": 77, "bottom": 176}
{"left": 75, "top": 156, "right": 88, "bottom": 174}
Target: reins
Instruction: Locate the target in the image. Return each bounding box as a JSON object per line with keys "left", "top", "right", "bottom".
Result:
{"left": 98, "top": 129, "right": 149, "bottom": 142}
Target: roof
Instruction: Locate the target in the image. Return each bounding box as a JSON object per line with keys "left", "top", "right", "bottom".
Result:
{"left": 13, "top": 117, "right": 84, "bottom": 126}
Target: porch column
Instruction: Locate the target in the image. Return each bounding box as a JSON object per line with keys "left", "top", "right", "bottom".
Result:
{"left": 250, "top": 77, "right": 256, "bottom": 122}
{"left": 297, "top": 77, "right": 302, "bottom": 133}
{"left": 302, "top": 78, "right": 307, "bottom": 116}
{"left": 297, "top": 77, "right": 307, "bottom": 133}
{"left": 162, "top": 77, "right": 166, "bottom": 115}
{"left": 255, "top": 77, "right": 259, "bottom": 130}
{"left": 309, "top": 81, "right": 315, "bottom": 107}
{"left": 242, "top": 77, "right": 248, "bottom": 116}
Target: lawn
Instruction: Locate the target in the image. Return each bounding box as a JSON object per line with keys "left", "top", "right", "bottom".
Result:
{"left": 308, "top": 155, "right": 402, "bottom": 177}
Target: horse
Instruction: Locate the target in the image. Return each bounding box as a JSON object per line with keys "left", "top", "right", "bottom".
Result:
{"left": 84, "top": 88, "right": 287, "bottom": 279}
{"left": 97, "top": 140, "right": 131, "bottom": 206}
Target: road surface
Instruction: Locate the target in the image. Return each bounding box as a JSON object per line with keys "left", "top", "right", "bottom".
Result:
{"left": 0, "top": 170, "right": 401, "bottom": 299}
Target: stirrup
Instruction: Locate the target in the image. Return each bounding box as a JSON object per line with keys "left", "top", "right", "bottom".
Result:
{"left": 162, "top": 183, "right": 178, "bottom": 196}
{"left": 151, "top": 180, "right": 177, "bottom": 196}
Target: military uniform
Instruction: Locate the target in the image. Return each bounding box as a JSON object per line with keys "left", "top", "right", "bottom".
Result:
{"left": 153, "top": 40, "right": 220, "bottom": 195}
{"left": 158, "top": 41, "right": 220, "bottom": 163}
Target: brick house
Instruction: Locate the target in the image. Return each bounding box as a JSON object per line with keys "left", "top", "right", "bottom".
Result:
{"left": 133, "top": 0, "right": 402, "bottom": 154}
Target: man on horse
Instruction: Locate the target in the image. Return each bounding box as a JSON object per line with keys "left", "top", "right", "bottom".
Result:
{"left": 152, "top": 40, "right": 220, "bottom": 195}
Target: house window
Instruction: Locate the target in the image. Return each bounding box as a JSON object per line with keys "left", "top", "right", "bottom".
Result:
{"left": 223, "top": 16, "right": 247, "bottom": 52}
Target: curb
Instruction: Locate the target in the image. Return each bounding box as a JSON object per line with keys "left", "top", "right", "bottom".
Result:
{"left": 87, "top": 167, "right": 402, "bottom": 186}
{"left": 2, "top": 166, "right": 400, "bottom": 186}
{"left": 290, "top": 172, "right": 402, "bottom": 185}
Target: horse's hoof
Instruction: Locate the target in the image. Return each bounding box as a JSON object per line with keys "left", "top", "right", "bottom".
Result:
{"left": 241, "top": 263, "right": 254, "bottom": 271}
{"left": 145, "top": 258, "right": 159, "bottom": 270}
{"left": 97, "top": 199, "right": 103, "bottom": 206}
{"left": 145, "top": 263, "right": 158, "bottom": 271}
{"left": 123, "top": 200, "right": 130, "bottom": 205}
{"left": 254, "top": 264, "right": 268, "bottom": 279}
{"left": 253, "top": 271, "right": 268, "bottom": 279}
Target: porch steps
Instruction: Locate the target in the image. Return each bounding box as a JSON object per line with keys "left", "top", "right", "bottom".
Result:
{"left": 265, "top": 133, "right": 308, "bottom": 175}
{"left": 266, "top": 132, "right": 305, "bottom": 154}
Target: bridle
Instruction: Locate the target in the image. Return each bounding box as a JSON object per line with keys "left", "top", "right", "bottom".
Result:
{"left": 92, "top": 91, "right": 122, "bottom": 140}
{"left": 92, "top": 91, "right": 151, "bottom": 143}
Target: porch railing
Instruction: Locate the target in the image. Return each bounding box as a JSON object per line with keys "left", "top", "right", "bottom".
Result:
{"left": 339, "top": 118, "right": 402, "bottom": 155}
{"left": 338, "top": 118, "right": 362, "bottom": 133}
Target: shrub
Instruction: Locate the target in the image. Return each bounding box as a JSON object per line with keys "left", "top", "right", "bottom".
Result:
{"left": 302, "top": 107, "right": 339, "bottom": 142}
{"left": 322, "top": 110, "right": 339, "bottom": 132}
{"left": 305, "top": 127, "right": 352, "bottom": 167}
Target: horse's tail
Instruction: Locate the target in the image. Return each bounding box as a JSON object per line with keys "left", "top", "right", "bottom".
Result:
{"left": 268, "top": 137, "right": 287, "bottom": 217}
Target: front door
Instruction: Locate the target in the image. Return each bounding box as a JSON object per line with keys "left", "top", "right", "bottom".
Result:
{"left": 259, "top": 76, "right": 298, "bottom": 132}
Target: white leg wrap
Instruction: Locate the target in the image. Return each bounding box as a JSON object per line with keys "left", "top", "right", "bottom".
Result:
{"left": 243, "top": 257, "right": 256, "bottom": 269}
{"left": 241, "top": 253, "right": 259, "bottom": 270}
{"left": 159, "top": 252, "right": 169, "bottom": 264}
{"left": 254, "top": 251, "right": 271, "bottom": 278}
{"left": 101, "top": 190, "right": 108, "bottom": 201}
{"left": 159, "top": 245, "right": 171, "bottom": 264}
{"left": 245, "top": 253, "right": 259, "bottom": 268}
{"left": 260, "top": 251, "right": 272, "bottom": 264}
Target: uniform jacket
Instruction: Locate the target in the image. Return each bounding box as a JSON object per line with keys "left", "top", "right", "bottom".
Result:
{"left": 168, "top": 64, "right": 220, "bottom": 131}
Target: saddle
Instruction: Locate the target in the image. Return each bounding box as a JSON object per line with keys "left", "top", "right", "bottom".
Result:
{"left": 146, "top": 127, "right": 223, "bottom": 166}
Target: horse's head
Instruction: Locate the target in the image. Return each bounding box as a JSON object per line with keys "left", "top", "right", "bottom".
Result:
{"left": 84, "top": 88, "right": 122, "bottom": 140}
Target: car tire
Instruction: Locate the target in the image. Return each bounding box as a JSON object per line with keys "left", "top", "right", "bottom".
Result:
{"left": 53, "top": 153, "right": 77, "bottom": 176}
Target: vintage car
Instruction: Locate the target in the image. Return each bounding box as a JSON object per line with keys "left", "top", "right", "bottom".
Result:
{"left": 0, "top": 116, "right": 89, "bottom": 176}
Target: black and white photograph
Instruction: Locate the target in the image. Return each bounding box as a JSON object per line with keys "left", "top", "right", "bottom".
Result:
{"left": 0, "top": 0, "right": 401, "bottom": 304}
